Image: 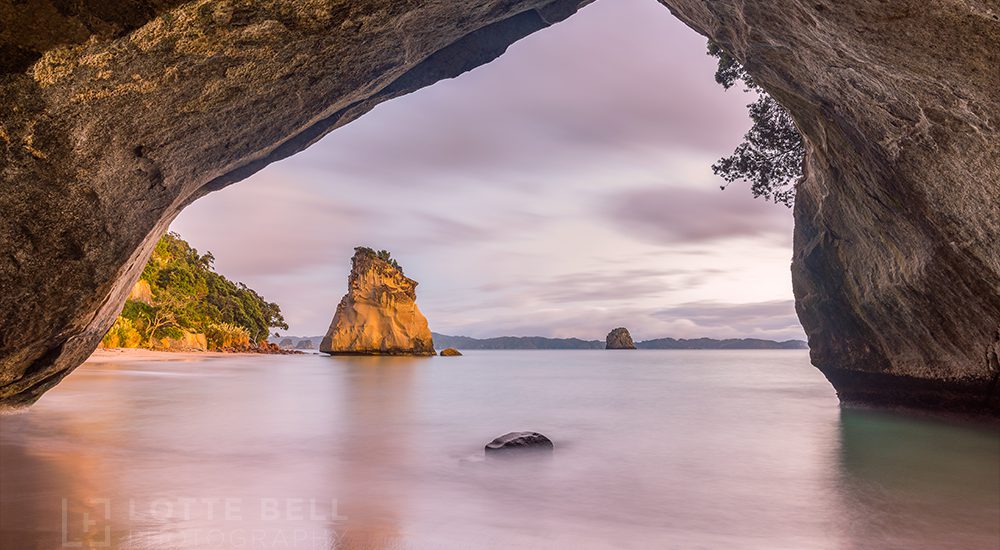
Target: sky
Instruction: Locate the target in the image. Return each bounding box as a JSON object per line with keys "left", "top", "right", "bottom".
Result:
{"left": 171, "top": 0, "right": 804, "bottom": 342}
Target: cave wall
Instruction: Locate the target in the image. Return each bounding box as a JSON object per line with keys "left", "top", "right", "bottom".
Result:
{"left": 1, "top": 0, "right": 997, "bottom": 413}
{"left": 657, "top": 0, "right": 1000, "bottom": 413}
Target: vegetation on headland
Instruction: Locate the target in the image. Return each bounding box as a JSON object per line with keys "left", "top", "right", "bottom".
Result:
{"left": 708, "top": 41, "right": 805, "bottom": 207}
{"left": 356, "top": 246, "right": 402, "bottom": 272}
{"left": 102, "top": 232, "right": 288, "bottom": 351}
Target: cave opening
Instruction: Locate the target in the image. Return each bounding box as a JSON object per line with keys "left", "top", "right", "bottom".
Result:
{"left": 169, "top": 0, "right": 802, "bottom": 348}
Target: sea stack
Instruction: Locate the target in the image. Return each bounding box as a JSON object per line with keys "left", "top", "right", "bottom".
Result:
{"left": 606, "top": 327, "right": 636, "bottom": 350}
{"left": 320, "top": 247, "right": 435, "bottom": 356}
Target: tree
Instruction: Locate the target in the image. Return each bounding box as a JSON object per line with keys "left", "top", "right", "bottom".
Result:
{"left": 376, "top": 249, "right": 400, "bottom": 270}
{"left": 708, "top": 41, "right": 804, "bottom": 207}
{"left": 116, "top": 232, "right": 288, "bottom": 347}
{"left": 370, "top": 248, "right": 402, "bottom": 272}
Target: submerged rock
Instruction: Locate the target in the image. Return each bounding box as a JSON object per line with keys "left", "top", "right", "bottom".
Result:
{"left": 485, "top": 432, "right": 553, "bottom": 457}
{"left": 439, "top": 348, "right": 462, "bottom": 356}
{"left": 319, "top": 248, "right": 435, "bottom": 356}
{"left": 605, "top": 327, "right": 636, "bottom": 350}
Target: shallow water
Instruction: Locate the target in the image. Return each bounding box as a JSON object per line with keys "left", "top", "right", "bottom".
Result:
{"left": 1, "top": 351, "right": 997, "bottom": 549}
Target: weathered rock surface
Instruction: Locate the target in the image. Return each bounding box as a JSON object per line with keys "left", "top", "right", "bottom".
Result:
{"left": 0, "top": 1, "right": 997, "bottom": 414}
{"left": 605, "top": 327, "right": 636, "bottom": 350}
{"left": 439, "top": 348, "right": 462, "bottom": 356}
{"left": 485, "top": 431, "right": 553, "bottom": 457}
{"left": 320, "top": 248, "right": 434, "bottom": 356}
{"left": 658, "top": 0, "right": 1000, "bottom": 415}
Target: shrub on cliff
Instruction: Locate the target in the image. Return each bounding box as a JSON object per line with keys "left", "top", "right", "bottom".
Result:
{"left": 356, "top": 246, "right": 403, "bottom": 272}
{"left": 708, "top": 41, "right": 805, "bottom": 207}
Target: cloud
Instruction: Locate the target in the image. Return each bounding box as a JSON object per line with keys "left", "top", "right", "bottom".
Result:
{"left": 652, "top": 300, "right": 804, "bottom": 338}
{"left": 467, "top": 268, "right": 686, "bottom": 306}
{"left": 279, "top": 0, "right": 752, "bottom": 186}
{"left": 602, "top": 185, "right": 793, "bottom": 245}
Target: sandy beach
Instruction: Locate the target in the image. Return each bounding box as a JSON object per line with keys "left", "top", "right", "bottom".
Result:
{"left": 85, "top": 348, "right": 268, "bottom": 363}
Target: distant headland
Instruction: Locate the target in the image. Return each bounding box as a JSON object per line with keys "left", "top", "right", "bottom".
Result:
{"left": 274, "top": 333, "right": 808, "bottom": 351}
{"left": 432, "top": 333, "right": 808, "bottom": 350}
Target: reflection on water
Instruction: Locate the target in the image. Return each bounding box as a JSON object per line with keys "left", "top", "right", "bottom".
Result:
{"left": 836, "top": 409, "right": 1000, "bottom": 549}
{"left": 334, "top": 357, "right": 420, "bottom": 549}
{"left": 1, "top": 351, "right": 997, "bottom": 549}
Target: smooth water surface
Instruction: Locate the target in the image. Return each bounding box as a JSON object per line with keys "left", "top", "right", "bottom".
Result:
{"left": 1, "top": 351, "right": 997, "bottom": 549}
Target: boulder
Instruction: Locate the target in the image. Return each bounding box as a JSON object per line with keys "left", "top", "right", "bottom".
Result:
{"left": 439, "top": 348, "right": 462, "bottom": 356}
{"left": 485, "top": 432, "right": 554, "bottom": 457}
{"left": 605, "top": 327, "right": 636, "bottom": 350}
{"left": 320, "top": 248, "right": 435, "bottom": 356}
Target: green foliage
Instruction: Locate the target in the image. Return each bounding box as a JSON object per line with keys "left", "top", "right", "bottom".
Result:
{"left": 111, "top": 232, "right": 288, "bottom": 347}
{"left": 101, "top": 317, "right": 143, "bottom": 348}
{"left": 204, "top": 322, "right": 251, "bottom": 351}
{"left": 356, "top": 246, "right": 402, "bottom": 272}
{"left": 708, "top": 41, "right": 804, "bottom": 207}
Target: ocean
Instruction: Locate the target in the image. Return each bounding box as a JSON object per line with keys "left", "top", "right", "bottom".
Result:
{"left": 1, "top": 350, "right": 997, "bottom": 549}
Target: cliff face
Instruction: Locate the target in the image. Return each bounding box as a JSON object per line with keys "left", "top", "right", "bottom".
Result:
{"left": 606, "top": 328, "right": 636, "bottom": 350}
{"left": 657, "top": 0, "right": 1000, "bottom": 414}
{"left": 0, "top": 1, "right": 997, "bottom": 414}
{"left": 320, "top": 249, "right": 434, "bottom": 356}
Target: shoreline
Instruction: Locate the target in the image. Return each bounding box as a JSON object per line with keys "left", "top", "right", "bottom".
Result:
{"left": 86, "top": 348, "right": 293, "bottom": 363}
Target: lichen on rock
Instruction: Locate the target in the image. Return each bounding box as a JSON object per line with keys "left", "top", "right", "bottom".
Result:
{"left": 320, "top": 247, "right": 435, "bottom": 356}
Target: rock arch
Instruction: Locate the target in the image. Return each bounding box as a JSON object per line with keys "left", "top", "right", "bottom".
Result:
{"left": 1, "top": 0, "right": 997, "bottom": 414}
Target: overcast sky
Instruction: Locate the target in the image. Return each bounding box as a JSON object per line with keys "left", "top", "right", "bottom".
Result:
{"left": 171, "top": 0, "right": 804, "bottom": 342}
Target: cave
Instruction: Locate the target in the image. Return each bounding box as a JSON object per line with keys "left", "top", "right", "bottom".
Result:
{"left": 1, "top": 0, "right": 998, "bottom": 415}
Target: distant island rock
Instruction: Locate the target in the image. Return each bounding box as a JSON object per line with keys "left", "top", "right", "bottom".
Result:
{"left": 294, "top": 339, "right": 315, "bottom": 350}
{"left": 432, "top": 332, "right": 807, "bottom": 350}
{"left": 320, "top": 247, "right": 435, "bottom": 356}
{"left": 439, "top": 348, "right": 462, "bottom": 356}
{"left": 605, "top": 327, "right": 636, "bottom": 350}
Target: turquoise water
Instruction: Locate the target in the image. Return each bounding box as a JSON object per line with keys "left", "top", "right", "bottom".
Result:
{"left": 1, "top": 350, "right": 997, "bottom": 549}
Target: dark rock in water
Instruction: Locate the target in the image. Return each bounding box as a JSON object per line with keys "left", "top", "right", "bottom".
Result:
{"left": 605, "top": 327, "right": 636, "bottom": 350}
{"left": 485, "top": 432, "right": 554, "bottom": 457}
{"left": 439, "top": 348, "right": 462, "bottom": 356}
